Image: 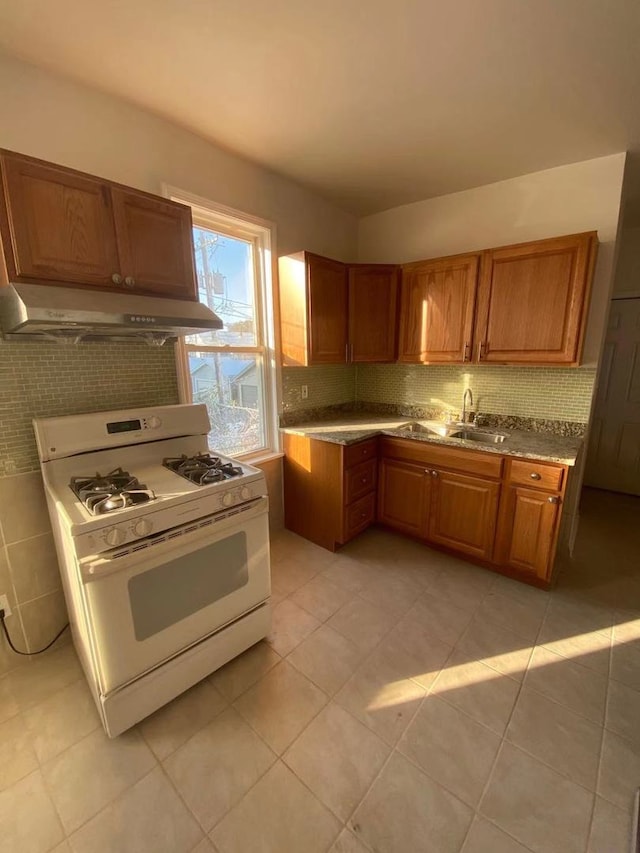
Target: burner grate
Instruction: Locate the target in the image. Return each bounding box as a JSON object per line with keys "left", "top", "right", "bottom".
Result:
{"left": 163, "top": 453, "right": 243, "bottom": 486}
{"left": 69, "top": 468, "right": 156, "bottom": 516}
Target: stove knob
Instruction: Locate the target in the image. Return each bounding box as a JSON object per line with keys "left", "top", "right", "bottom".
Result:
{"left": 241, "top": 486, "right": 251, "bottom": 500}
{"left": 222, "top": 491, "right": 234, "bottom": 507}
{"left": 147, "top": 416, "right": 162, "bottom": 429}
{"left": 133, "top": 518, "right": 153, "bottom": 537}
{"left": 104, "top": 526, "right": 126, "bottom": 547}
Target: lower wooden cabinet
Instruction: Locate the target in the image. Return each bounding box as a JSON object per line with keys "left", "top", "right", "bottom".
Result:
{"left": 283, "top": 434, "right": 377, "bottom": 551}
{"left": 428, "top": 469, "right": 500, "bottom": 560}
{"left": 284, "top": 432, "right": 569, "bottom": 587}
{"left": 378, "top": 458, "right": 431, "bottom": 538}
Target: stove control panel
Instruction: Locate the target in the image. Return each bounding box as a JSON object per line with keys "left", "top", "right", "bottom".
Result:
{"left": 74, "top": 474, "right": 265, "bottom": 559}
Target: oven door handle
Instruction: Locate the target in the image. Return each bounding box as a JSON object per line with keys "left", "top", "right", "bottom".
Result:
{"left": 79, "top": 496, "right": 269, "bottom": 582}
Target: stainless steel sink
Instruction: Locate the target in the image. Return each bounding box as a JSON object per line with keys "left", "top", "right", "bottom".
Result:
{"left": 449, "top": 429, "right": 507, "bottom": 444}
{"left": 398, "top": 421, "right": 507, "bottom": 444}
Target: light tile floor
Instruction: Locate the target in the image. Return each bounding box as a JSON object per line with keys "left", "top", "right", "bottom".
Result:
{"left": 0, "top": 487, "right": 639, "bottom": 852}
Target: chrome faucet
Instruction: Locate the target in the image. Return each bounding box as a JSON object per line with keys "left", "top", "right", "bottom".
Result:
{"left": 461, "top": 388, "right": 474, "bottom": 424}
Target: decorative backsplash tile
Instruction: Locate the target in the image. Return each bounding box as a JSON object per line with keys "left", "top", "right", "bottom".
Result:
{"left": 356, "top": 364, "right": 596, "bottom": 423}
{"left": 281, "top": 365, "right": 356, "bottom": 411}
{"left": 0, "top": 338, "right": 179, "bottom": 475}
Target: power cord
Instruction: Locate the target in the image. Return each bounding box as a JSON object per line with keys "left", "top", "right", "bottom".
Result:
{"left": 0, "top": 608, "right": 69, "bottom": 656}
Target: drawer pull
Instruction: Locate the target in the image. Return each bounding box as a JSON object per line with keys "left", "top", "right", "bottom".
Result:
{"left": 547, "top": 496, "right": 560, "bottom": 504}
{"left": 530, "top": 472, "right": 542, "bottom": 480}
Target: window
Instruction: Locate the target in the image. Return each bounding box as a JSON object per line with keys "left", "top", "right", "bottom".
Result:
{"left": 168, "top": 190, "right": 278, "bottom": 459}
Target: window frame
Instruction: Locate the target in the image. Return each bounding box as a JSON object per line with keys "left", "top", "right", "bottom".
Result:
{"left": 164, "top": 186, "right": 281, "bottom": 461}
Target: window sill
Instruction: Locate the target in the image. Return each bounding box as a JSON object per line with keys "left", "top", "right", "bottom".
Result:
{"left": 210, "top": 449, "right": 284, "bottom": 466}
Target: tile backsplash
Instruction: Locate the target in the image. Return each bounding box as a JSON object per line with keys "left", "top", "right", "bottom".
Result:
{"left": 356, "top": 364, "right": 597, "bottom": 423}
{"left": 282, "top": 365, "right": 356, "bottom": 412}
{"left": 0, "top": 337, "right": 179, "bottom": 671}
{"left": 282, "top": 363, "right": 596, "bottom": 424}
{"left": 0, "top": 338, "right": 179, "bottom": 475}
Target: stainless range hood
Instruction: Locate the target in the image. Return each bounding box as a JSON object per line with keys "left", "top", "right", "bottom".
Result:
{"left": 0, "top": 283, "right": 223, "bottom": 344}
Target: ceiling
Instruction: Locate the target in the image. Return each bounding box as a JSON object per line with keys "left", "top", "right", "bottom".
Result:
{"left": 1, "top": 0, "right": 640, "bottom": 215}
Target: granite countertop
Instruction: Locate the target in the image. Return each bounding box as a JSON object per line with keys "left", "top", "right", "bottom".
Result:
{"left": 281, "top": 415, "right": 583, "bottom": 465}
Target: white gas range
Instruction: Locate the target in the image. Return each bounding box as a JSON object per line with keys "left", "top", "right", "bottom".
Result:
{"left": 33, "top": 403, "right": 271, "bottom": 737}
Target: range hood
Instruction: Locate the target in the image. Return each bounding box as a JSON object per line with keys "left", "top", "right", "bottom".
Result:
{"left": 0, "top": 283, "right": 223, "bottom": 345}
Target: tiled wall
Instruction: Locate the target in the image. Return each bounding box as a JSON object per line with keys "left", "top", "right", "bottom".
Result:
{"left": 281, "top": 365, "right": 357, "bottom": 413}
{"left": 0, "top": 338, "right": 179, "bottom": 672}
{"left": 356, "top": 364, "right": 597, "bottom": 423}
{"left": 0, "top": 339, "right": 179, "bottom": 475}
{"left": 281, "top": 362, "right": 596, "bottom": 424}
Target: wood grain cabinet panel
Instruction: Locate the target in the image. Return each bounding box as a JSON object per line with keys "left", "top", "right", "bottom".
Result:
{"left": 398, "top": 253, "right": 479, "bottom": 363}
{"left": 279, "top": 253, "right": 399, "bottom": 366}
{"left": 427, "top": 469, "right": 500, "bottom": 561}
{"left": 348, "top": 264, "right": 398, "bottom": 362}
{"left": 111, "top": 188, "right": 197, "bottom": 300}
{"left": 283, "top": 434, "right": 378, "bottom": 551}
{"left": 474, "top": 232, "right": 597, "bottom": 365}
{"left": 0, "top": 149, "right": 198, "bottom": 301}
{"left": 496, "top": 486, "right": 561, "bottom": 582}
{"left": 0, "top": 153, "right": 120, "bottom": 287}
{"left": 377, "top": 457, "right": 431, "bottom": 539}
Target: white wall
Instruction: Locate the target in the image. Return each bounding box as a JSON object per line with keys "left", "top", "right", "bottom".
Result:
{"left": 0, "top": 53, "right": 358, "bottom": 260}
{"left": 613, "top": 224, "right": 640, "bottom": 295}
{"left": 358, "top": 154, "right": 627, "bottom": 367}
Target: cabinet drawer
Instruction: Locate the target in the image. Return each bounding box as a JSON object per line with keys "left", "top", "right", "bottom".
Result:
{"left": 344, "top": 492, "right": 376, "bottom": 538}
{"left": 509, "top": 459, "right": 564, "bottom": 491}
{"left": 343, "top": 438, "right": 377, "bottom": 468}
{"left": 345, "top": 458, "right": 377, "bottom": 504}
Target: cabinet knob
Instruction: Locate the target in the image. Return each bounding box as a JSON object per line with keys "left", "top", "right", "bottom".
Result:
{"left": 431, "top": 470, "right": 439, "bottom": 478}
{"left": 124, "top": 276, "right": 136, "bottom": 288}
{"left": 530, "top": 472, "right": 542, "bottom": 480}
{"left": 361, "top": 477, "right": 368, "bottom": 484}
{"left": 547, "top": 496, "right": 560, "bottom": 504}
{"left": 111, "top": 273, "right": 122, "bottom": 285}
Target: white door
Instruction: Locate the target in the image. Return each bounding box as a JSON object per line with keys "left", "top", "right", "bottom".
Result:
{"left": 585, "top": 298, "right": 640, "bottom": 495}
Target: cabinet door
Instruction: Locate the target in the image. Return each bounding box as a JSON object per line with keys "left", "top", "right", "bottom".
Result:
{"left": 474, "top": 233, "right": 597, "bottom": 365}
{"left": 0, "top": 153, "right": 120, "bottom": 287}
{"left": 428, "top": 469, "right": 500, "bottom": 560}
{"left": 398, "top": 254, "right": 479, "bottom": 363}
{"left": 378, "top": 458, "right": 430, "bottom": 538}
{"left": 307, "top": 253, "right": 348, "bottom": 363}
{"left": 348, "top": 264, "right": 398, "bottom": 362}
{"left": 111, "top": 188, "right": 197, "bottom": 300}
{"left": 496, "top": 486, "right": 561, "bottom": 581}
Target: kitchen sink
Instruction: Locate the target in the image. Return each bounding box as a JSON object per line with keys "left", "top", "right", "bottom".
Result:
{"left": 448, "top": 429, "right": 507, "bottom": 444}
{"left": 398, "top": 421, "right": 508, "bottom": 444}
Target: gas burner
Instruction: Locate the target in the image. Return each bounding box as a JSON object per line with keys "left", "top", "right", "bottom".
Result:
{"left": 163, "top": 453, "right": 244, "bottom": 486}
{"left": 69, "top": 468, "right": 156, "bottom": 516}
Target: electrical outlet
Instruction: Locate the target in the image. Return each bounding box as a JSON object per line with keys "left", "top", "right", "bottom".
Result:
{"left": 0, "top": 594, "right": 11, "bottom": 618}
{"left": 301, "top": 385, "right": 308, "bottom": 400}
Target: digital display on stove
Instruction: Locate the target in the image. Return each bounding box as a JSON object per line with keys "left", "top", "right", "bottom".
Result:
{"left": 106, "top": 419, "right": 142, "bottom": 434}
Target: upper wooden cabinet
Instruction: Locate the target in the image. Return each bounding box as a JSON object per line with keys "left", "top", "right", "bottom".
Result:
{"left": 0, "top": 150, "right": 198, "bottom": 301}
{"left": 0, "top": 154, "right": 120, "bottom": 288}
{"left": 110, "top": 188, "right": 196, "bottom": 300}
{"left": 279, "top": 252, "right": 398, "bottom": 366}
{"left": 474, "top": 232, "right": 597, "bottom": 365}
{"left": 398, "top": 253, "right": 479, "bottom": 363}
{"left": 348, "top": 264, "right": 398, "bottom": 362}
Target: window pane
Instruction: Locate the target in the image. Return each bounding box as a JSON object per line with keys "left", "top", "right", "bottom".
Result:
{"left": 189, "top": 351, "right": 265, "bottom": 456}
{"left": 188, "top": 227, "right": 257, "bottom": 347}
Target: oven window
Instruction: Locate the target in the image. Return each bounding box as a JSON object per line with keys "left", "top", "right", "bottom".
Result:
{"left": 128, "top": 532, "right": 249, "bottom": 640}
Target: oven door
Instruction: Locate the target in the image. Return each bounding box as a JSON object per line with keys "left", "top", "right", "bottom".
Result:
{"left": 78, "top": 497, "right": 270, "bottom": 694}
